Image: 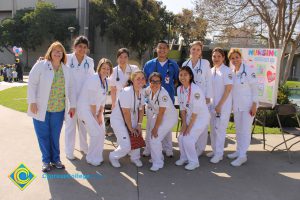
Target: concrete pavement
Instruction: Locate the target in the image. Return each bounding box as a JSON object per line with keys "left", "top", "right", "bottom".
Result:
{"left": 0, "top": 105, "right": 299, "bottom": 200}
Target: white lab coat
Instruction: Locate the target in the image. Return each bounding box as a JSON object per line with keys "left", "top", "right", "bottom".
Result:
{"left": 27, "top": 60, "right": 76, "bottom": 122}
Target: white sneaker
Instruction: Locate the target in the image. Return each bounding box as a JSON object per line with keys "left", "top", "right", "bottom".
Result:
{"left": 150, "top": 165, "right": 162, "bottom": 172}
{"left": 210, "top": 155, "right": 223, "bottom": 164}
{"left": 66, "top": 155, "right": 75, "bottom": 160}
{"left": 175, "top": 159, "right": 188, "bottom": 166}
{"left": 185, "top": 163, "right": 199, "bottom": 170}
{"left": 231, "top": 157, "right": 247, "bottom": 167}
{"left": 131, "top": 159, "right": 143, "bottom": 167}
{"left": 165, "top": 151, "right": 173, "bottom": 157}
{"left": 142, "top": 151, "right": 150, "bottom": 157}
{"left": 206, "top": 152, "right": 214, "bottom": 158}
{"left": 87, "top": 160, "right": 102, "bottom": 167}
{"left": 109, "top": 155, "right": 121, "bottom": 168}
{"left": 227, "top": 152, "right": 239, "bottom": 159}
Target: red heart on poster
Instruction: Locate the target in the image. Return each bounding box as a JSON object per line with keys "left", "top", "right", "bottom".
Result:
{"left": 267, "top": 71, "right": 276, "bottom": 82}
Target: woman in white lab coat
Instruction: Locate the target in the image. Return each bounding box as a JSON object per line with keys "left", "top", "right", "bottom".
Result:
{"left": 145, "top": 72, "right": 178, "bottom": 171}
{"left": 228, "top": 49, "right": 258, "bottom": 166}
{"left": 109, "top": 48, "right": 139, "bottom": 109}
{"left": 182, "top": 41, "right": 212, "bottom": 156}
{"left": 109, "top": 71, "right": 146, "bottom": 168}
{"left": 65, "top": 36, "right": 95, "bottom": 160}
{"left": 77, "top": 58, "right": 113, "bottom": 166}
{"left": 208, "top": 47, "right": 233, "bottom": 164}
{"left": 175, "top": 66, "right": 210, "bottom": 170}
{"left": 27, "top": 41, "right": 76, "bottom": 172}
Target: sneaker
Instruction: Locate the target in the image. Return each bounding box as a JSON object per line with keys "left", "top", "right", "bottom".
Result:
{"left": 109, "top": 155, "right": 121, "bottom": 168}
{"left": 175, "top": 159, "right": 188, "bottom": 166}
{"left": 149, "top": 159, "right": 153, "bottom": 163}
{"left": 206, "top": 152, "right": 214, "bottom": 158}
{"left": 210, "top": 155, "right": 223, "bottom": 164}
{"left": 51, "top": 161, "right": 65, "bottom": 169}
{"left": 87, "top": 160, "right": 102, "bottom": 167}
{"left": 150, "top": 165, "right": 162, "bottom": 172}
{"left": 231, "top": 156, "right": 247, "bottom": 167}
{"left": 42, "top": 163, "right": 51, "bottom": 173}
{"left": 131, "top": 159, "right": 143, "bottom": 167}
{"left": 227, "top": 152, "right": 239, "bottom": 159}
{"left": 66, "top": 155, "right": 76, "bottom": 160}
{"left": 165, "top": 151, "right": 173, "bottom": 158}
{"left": 185, "top": 163, "right": 199, "bottom": 170}
{"left": 142, "top": 151, "right": 150, "bottom": 157}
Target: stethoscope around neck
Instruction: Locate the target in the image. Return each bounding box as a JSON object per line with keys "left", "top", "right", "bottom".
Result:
{"left": 116, "top": 64, "right": 132, "bottom": 81}
{"left": 186, "top": 59, "right": 202, "bottom": 74}
{"left": 149, "top": 87, "right": 162, "bottom": 107}
{"left": 70, "top": 57, "right": 89, "bottom": 71}
{"left": 236, "top": 64, "right": 247, "bottom": 84}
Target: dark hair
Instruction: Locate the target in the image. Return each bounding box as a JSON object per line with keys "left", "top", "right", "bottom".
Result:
{"left": 179, "top": 66, "right": 195, "bottom": 84}
{"left": 149, "top": 72, "right": 162, "bottom": 82}
{"left": 212, "top": 47, "right": 225, "bottom": 57}
{"left": 157, "top": 40, "right": 169, "bottom": 48}
{"left": 73, "top": 36, "right": 89, "bottom": 47}
{"left": 117, "top": 48, "right": 130, "bottom": 58}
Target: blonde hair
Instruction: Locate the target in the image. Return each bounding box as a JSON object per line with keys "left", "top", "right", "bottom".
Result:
{"left": 44, "top": 41, "right": 67, "bottom": 64}
{"left": 96, "top": 58, "right": 113, "bottom": 75}
{"left": 130, "top": 70, "right": 145, "bottom": 81}
{"left": 189, "top": 41, "right": 203, "bottom": 49}
{"left": 228, "top": 48, "right": 242, "bottom": 59}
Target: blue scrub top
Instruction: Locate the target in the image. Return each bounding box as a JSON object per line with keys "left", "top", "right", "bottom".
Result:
{"left": 143, "top": 58, "right": 179, "bottom": 103}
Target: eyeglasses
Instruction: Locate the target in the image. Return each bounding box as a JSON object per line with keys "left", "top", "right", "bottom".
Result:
{"left": 150, "top": 80, "right": 161, "bottom": 84}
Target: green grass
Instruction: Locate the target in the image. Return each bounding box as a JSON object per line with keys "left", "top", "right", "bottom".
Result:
{"left": 0, "top": 86, "right": 28, "bottom": 112}
{"left": 0, "top": 86, "right": 280, "bottom": 134}
{"left": 285, "top": 81, "right": 300, "bottom": 88}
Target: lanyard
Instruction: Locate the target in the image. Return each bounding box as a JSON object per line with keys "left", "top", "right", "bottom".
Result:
{"left": 180, "top": 85, "right": 191, "bottom": 108}
{"left": 186, "top": 59, "right": 202, "bottom": 74}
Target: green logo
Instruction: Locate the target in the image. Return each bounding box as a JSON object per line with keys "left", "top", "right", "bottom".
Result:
{"left": 8, "top": 163, "right": 36, "bottom": 191}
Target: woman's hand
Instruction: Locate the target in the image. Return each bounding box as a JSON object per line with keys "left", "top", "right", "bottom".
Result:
{"left": 30, "top": 103, "right": 38, "bottom": 114}
{"left": 250, "top": 104, "right": 257, "bottom": 117}
{"left": 111, "top": 103, "right": 116, "bottom": 110}
{"left": 97, "top": 114, "right": 103, "bottom": 126}
{"left": 183, "top": 126, "right": 191, "bottom": 136}
{"left": 215, "top": 104, "right": 222, "bottom": 114}
{"left": 136, "top": 124, "right": 142, "bottom": 135}
{"left": 180, "top": 123, "right": 187, "bottom": 135}
{"left": 68, "top": 108, "right": 76, "bottom": 118}
{"left": 151, "top": 127, "right": 158, "bottom": 138}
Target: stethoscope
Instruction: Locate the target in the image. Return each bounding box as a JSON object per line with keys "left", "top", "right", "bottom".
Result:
{"left": 116, "top": 64, "right": 132, "bottom": 82}
{"left": 186, "top": 59, "right": 202, "bottom": 74}
{"left": 236, "top": 64, "right": 247, "bottom": 84}
{"left": 99, "top": 75, "right": 108, "bottom": 94}
{"left": 70, "top": 57, "right": 89, "bottom": 71}
{"left": 179, "top": 85, "right": 191, "bottom": 108}
{"left": 149, "top": 87, "right": 162, "bottom": 108}
{"left": 133, "top": 87, "right": 142, "bottom": 116}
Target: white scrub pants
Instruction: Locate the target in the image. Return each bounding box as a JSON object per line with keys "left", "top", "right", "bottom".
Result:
{"left": 196, "top": 105, "right": 211, "bottom": 155}
{"left": 162, "top": 132, "right": 173, "bottom": 154}
{"left": 110, "top": 119, "right": 140, "bottom": 161}
{"left": 178, "top": 117, "right": 209, "bottom": 165}
{"left": 65, "top": 113, "right": 88, "bottom": 157}
{"left": 148, "top": 113, "right": 177, "bottom": 168}
{"left": 234, "top": 111, "right": 254, "bottom": 157}
{"left": 210, "top": 111, "right": 231, "bottom": 157}
{"left": 79, "top": 111, "right": 105, "bottom": 165}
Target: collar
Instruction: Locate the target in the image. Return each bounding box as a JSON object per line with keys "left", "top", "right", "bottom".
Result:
{"left": 72, "top": 53, "right": 87, "bottom": 65}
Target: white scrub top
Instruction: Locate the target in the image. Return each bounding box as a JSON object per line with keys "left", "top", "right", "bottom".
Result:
{"left": 145, "top": 86, "right": 177, "bottom": 119}
{"left": 111, "top": 85, "right": 145, "bottom": 127}
{"left": 108, "top": 64, "right": 139, "bottom": 98}
{"left": 232, "top": 63, "right": 258, "bottom": 112}
{"left": 211, "top": 64, "right": 233, "bottom": 113}
{"left": 67, "top": 53, "right": 95, "bottom": 97}
{"left": 182, "top": 59, "right": 213, "bottom": 99}
{"left": 177, "top": 83, "right": 210, "bottom": 129}
{"left": 77, "top": 73, "right": 107, "bottom": 115}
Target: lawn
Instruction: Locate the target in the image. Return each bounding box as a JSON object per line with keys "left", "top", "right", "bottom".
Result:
{"left": 0, "top": 86, "right": 280, "bottom": 134}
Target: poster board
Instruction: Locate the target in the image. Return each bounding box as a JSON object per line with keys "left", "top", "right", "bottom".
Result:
{"left": 232, "top": 48, "right": 282, "bottom": 107}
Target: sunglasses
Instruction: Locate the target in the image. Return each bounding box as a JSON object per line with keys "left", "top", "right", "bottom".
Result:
{"left": 150, "top": 80, "right": 161, "bottom": 84}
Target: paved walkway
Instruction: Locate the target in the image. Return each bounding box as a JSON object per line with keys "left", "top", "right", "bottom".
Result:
{"left": 0, "top": 76, "right": 28, "bottom": 91}
{"left": 0, "top": 103, "right": 299, "bottom": 199}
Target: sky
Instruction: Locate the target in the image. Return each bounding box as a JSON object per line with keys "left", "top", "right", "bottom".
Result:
{"left": 158, "top": 0, "right": 195, "bottom": 14}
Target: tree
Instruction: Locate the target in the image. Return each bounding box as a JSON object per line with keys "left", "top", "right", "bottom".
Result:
{"left": 173, "top": 9, "right": 208, "bottom": 46}
{"left": 0, "top": 1, "right": 78, "bottom": 66}
{"left": 195, "top": 0, "right": 300, "bottom": 85}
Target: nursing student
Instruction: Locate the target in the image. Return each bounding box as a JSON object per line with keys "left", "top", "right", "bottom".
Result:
{"left": 109, "top": 71, "right": 146, "bottom": 168}
{"left": 228, "top": 49, "right": 258, "bottom": 166}
{"left": 65, "top": 36, "right": 95, "bottom": 160}
{"left": 145, "top": 72, "right": 178, "bottom": 171}
{"left": 208, "top": 47, "right": 233, "bottom": 164}
{"left": 175, "top": 66, "right": 210, "bottom": 170}
{"left": 109, "top": 48, "right": 139, "bottom": 109}
{"left": 182, "top": 41, "right": 213, "bottom": 156}
{"left": 143, "top": 40, "right": 179, "bottom": 157}
{"left": 77, "top": 58, "right": 113, "bottom": 166}
{"left": 27, "top": 41, "right": 76, "bottom": 172}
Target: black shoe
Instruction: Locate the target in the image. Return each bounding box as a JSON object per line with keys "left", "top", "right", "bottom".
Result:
{"left": 42, "top": 163, "right": 51, "bottom": 173}
{"left": 51, "top": 161, "right": 65, "bottom": 169}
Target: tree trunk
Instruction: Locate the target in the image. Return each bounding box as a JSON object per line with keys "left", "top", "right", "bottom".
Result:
{"left": 283, "top": 42, "right": 297, "bottom": 83}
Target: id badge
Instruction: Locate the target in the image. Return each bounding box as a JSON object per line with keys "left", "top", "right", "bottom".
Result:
{"left": 165, "top": 76, "right": 170, "bottom": 84}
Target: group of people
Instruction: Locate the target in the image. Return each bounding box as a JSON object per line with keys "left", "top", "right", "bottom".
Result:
{"left": 27, "top": 36, "right": 258, "bottom": 173}
{"left": 0, "top": 59, "right": 23, "bottom": 82}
